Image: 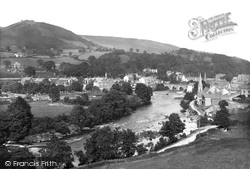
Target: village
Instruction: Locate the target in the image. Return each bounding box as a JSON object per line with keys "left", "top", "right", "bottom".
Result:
{"left": 0, "top": 65, "right": 249, "bottom": 104}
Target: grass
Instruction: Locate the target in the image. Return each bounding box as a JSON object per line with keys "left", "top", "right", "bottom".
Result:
{"left": 78, "top": 51, "right": 108, "bottom": 60}
{"left": 77, "top": 108, "right": 250, "bottom": 169}
{"left": 0, "top": 70, "right": 22, "bottom": 78}
{"left": 0, "top": 52, "right": 16, "bottom": 57}
{"left": 0, "top": 57, "right": 39, "bottom": 68}
{"left": 0, "top": 101, "right": 73, "bottom": 117}
{"left": 0, "top": 55, "right": 83, "bottom": 68}
{"left": 81, "top": 35, "right": 179, "bottom": 54}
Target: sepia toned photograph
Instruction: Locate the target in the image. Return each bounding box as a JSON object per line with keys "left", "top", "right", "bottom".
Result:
{"left": 0, "top": 0, "right": 249, "bottom": 168}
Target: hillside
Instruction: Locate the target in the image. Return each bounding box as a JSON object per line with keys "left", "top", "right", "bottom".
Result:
{"left": 81, "top": 35, "right": 179, "bottom": 54}
{"left": 76, "top": 110, "right": 250, "bottom": 169}
{"left": 0, "top": 20, "right": 96, "bottom": 50}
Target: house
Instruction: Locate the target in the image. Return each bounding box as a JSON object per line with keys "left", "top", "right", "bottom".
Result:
{"left": 215, "top": 74, "right": 226, "bottom": 80}
{"left": 238, "top": 74, "right": 250, "bottom": 83}
{"left": 13, "top": 62, "right": 21, "bottom": 69}
{"left": 240, "top": 84, "right": 250, "bottom": 97}
{"left": 20, "top": 77, "right": 34, "bottom": 85}
{"left": 211, "top": 79, "right": 230, "bottom": 89}
{"left": 143, "top": 68, "right": 158, "bottom": 73}
{"left": 186, "top": 83, "right": 195, "bottom": 93}
{"left": 139, "top": 77, "right": 147, "bottom": 84}
{"left": 123, "top": 74, "right": 134, "bottom": 83}
{"left": 203, "top": 93, "right": 222, "bottom": 106}
{"left": 33, "top": 78, "right": 45, "bottom": 84}
{"left": 52, "top": 77, "right": 78, "bottom": 87}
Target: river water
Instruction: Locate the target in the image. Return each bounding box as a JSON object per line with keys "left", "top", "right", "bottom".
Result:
{"left": 66, "top": 91, "right": 183, "bottom": 153}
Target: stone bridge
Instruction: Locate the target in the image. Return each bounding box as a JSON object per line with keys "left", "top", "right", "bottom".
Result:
{"left": 163, "top": 83, "right": 187, "bottom": 90}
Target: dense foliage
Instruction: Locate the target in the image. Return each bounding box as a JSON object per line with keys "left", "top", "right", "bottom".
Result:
{"left": 213, "top": 100, "right": 230, "bottom": 129}
{"left": 135, "top": 83, "right": 152, "bottom": 103}
{"left": 159, "top": 113, "right": 185, "bottom": 142}
{"left": 54, "top": 48, "right": 250, "bottom": 80}
{"left": 41, "top": 135, "right": 74, "bottom": 168}
{"left": 75, "top": 126, "right": 138, "bottom": 165}
{"left": 0, "top": 97, "right": 33, "bottom": 142}
{"left": 23, "top": 66, "right": 36, "bottom": 77}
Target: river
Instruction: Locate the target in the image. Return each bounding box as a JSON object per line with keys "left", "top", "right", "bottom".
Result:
{"left": 65, "top": 91, "right": 183, "bottom": 153}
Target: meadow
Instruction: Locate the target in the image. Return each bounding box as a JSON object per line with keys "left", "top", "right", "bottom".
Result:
{"left": 78, "top": 51, "right": 108, "bottom": 60}
{"left": 0, "top": 101, "right": 73, "bottom": 117}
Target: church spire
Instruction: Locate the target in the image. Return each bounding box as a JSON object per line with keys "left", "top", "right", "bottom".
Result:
{"left": 198, "top": 73, "right": 203, "bottom": 93}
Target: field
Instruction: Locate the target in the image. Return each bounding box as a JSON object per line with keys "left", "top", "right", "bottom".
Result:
{"left": 0, "top": 71, "right": 22, "bottom": 78}
{"left": 81, "top": 35, "right": 179, "bottom": 54}
{"left": 0, "top": 57, "right": 39, "bottom": 68}
{"left": 0, "top": 101, "right": 73, "bottom": 117}
{"left": 0, "top": 52, "right": 16, "bottom": 57}
{"left": 78, "top": 51, "right": 108, "bottom": 60}
{"left": 79, "top": 108, "right": 250, "bottom": 169}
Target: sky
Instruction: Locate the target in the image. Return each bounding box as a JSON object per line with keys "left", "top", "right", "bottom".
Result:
{"left": 1, "top": 0, "right": 250, "bottom": 61}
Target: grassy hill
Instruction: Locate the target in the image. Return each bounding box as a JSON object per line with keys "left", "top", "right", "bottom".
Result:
{"left": 81, "top": 35, "right": 179, "bottom": 54}
{"left": 0, "top": 20, "right": 96, "bottom": 50}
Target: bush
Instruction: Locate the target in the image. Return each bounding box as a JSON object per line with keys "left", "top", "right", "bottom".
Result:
{"left": 154, "top": 137, "right": 168, "bottom": 151}
{"left": 136, "top": 144, "right": 147, "bottom": 155}
{"left": 63, "top": 96, "right": 70, "bottom": 103}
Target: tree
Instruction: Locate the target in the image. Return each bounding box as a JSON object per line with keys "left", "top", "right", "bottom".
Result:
{"left": 37, "top": 59, "right": 44, "bottom": 67}
{"left": 81, "top": 126, "right": 138, "bottom": 164}
{"left": 42, "top": 135, "right": 73, "bottom": 168}
{"left": 136, "top": 144, "right": 147, "bottom": 155}
{"left": 24, "top": 82, "right": 40, "bottom": 94}
{"left": 1, "top": 147, "right": 36, "bottom": 169}
{"left": 10, "top": 82, "right": 23, "bottom": 93}
{"left": 69, "top": 106, "right": 94, "bottom": 130}
{"left": 85, "top": 82, "right": 93, "bottom": 91}
{"left": 102, "top": 89, "right": 131, "bottom": 120}
{"left": 24, "top": 66, "right": 36, "bottom": 77}
{"left": 7, "top": 46, "right": 11, "bottom": 52}
{"left": 88, "top": 55, "right": 96, "bottom": 63}
{"left": 70, "top": 81, "right": 83, "bottom": 92}
{"left": 159, "top": 113, "right": 185, "bottom": 142}
{"left": 75, "top": 150, "right": 89, "bottom": 166}
{"left": 136, "top": 49, "right": 139, "bottom": 53}
{"left": 218, "top": 100, "right": 229, "bottom": 109}
{"left": 122, "top": 82, "right": 133, "bottom": 95}
{"left": 78, "top": 47, "right": 85, "bottom": 53}
{"left": 135, "top": 83, "right": 151, "bottom": 103}
{"left": 42, "top": 61, "right": 55, "bottom": 70}
{"left": 3, "top": 97, "right": 33, "bottom": 141}
{"left": 49, "top": 86, "right": 60, "bottom": 102}
{"left": 57, "top": 85, "right": 65, "bottom": 92}
{"left": 213, "top": 108, "right": 230, "bottom": 129}
{"left": 54, "top": 121, "right": 70, "bottom": 135}
{"left": 3, "top": 60, "right": 11, "bottom": 69}
{"left": 113, "top": 128, "right": 138, "bottom": 158}
{"left": 129, "top": 48, "right": 134, "bottom": 53}
{"left": 84, "top": 126, "right": 116, "bottom": 163}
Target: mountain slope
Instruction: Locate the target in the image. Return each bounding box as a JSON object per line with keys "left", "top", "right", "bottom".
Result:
{"left": 81, "top": 35, "right": 179, "bottom": 54}
{"left": 0, "top": 20, "right": 96, "bottom": 50}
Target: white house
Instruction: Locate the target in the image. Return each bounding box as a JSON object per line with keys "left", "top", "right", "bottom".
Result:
{"left": 13, "top": 62, "right": 21, "bottom": 69}
{"left": 240, "top": 84, "right": 250, "bottom": 97}
{"left": 186, "top": 83, "right": 195, "bottom": 93}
